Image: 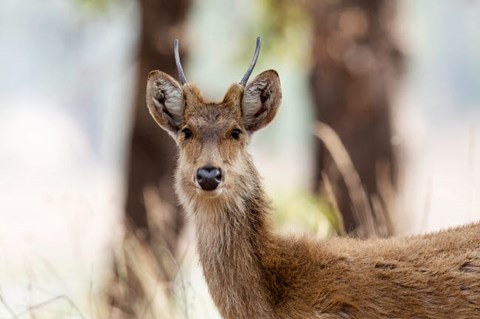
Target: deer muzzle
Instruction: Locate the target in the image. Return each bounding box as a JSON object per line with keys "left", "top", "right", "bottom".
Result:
{"left": 196, "top": 166, "right": 223, "bottom": 191}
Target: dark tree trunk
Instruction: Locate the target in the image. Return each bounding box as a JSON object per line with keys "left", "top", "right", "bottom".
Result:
{"left": 106, "top": 3, "right": 192, "bottom": 316}
{"left": 310, "top": 1, "right": 403, "bottom": 237}
{"left": 126, "top": 0, "right": 191, "bottom": 254}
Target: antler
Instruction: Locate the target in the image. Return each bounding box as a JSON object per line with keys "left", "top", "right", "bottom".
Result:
{"left": 174, "top": 39, "right": 188, "bottom": 85}
{"left": 239, "top": 37, "right": 261, "bottom": 86}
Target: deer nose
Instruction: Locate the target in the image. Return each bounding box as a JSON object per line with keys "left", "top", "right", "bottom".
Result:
{"left": 196, "top": 166, "right": 222, "bottom": 191}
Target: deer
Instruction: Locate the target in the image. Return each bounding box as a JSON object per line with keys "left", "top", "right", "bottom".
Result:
{"left": 145, "top": 37, "right": 480, "bottom": 319}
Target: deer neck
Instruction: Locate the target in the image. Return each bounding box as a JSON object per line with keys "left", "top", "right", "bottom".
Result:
{"left": 192, "top": 174, "right": 275, "bottom": 319}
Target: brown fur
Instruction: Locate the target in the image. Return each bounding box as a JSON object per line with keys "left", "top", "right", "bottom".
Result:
{"left": 146, "top": 69, "right": 480, "bottom": 319}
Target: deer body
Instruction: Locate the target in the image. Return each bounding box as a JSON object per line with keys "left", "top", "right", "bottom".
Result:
{"left": 146, "top": 38, "right": 480, "bottom": 319}
{"left": 197, "top": 192, "right": 480, "bottom": 319}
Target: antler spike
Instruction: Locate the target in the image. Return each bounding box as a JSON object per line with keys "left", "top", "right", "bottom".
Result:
{"left": 174, "top": 39, "right": 188, "bottom": 85}
{"left": 239, "top": 37, "right": 261, "bottom": 86}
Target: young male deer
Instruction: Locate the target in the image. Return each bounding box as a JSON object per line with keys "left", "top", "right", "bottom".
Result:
{"left": 146, "top": 37, "right": 480, "bottom": 319}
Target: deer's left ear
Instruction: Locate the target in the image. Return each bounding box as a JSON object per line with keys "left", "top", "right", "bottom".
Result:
{"left": 242, "top": 70, "right": 282, "bottom": 132}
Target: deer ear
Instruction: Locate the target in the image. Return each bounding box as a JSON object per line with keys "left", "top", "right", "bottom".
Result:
{"left": 242, "top": 70, "right": 282, "bottom": 132}
{"left": 146, "top": 70, "right": 185, "bottom": 134}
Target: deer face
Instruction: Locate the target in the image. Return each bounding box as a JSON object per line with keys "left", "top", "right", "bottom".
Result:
{"left": 146, "top": 69, "right": 281, "bottom": 207}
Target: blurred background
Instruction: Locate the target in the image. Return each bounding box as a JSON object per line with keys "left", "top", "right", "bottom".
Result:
{"left": 0, "top": 0, "right": 479, "bottom": 318}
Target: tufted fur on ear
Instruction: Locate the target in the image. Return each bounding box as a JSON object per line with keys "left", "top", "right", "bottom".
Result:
{"left": 242, "top": 70, "right": 282, "bottom": 132}
{"left": 146, "top": 70, "right": 185, "bottom": 136}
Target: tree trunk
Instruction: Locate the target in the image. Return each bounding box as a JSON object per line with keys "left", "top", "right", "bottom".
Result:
{"left": 126, "top": 0, "right": 191, "bottom": 258}
{"left": 106, "top": 0, "right": 191, "bottom": 316}
{"left": 310, "top": 0, "right": 403, "bottom": 237}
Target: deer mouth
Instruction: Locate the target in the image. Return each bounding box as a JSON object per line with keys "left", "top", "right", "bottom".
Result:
{"left": 194, "top": 186, "right": 224, "bottom": 198}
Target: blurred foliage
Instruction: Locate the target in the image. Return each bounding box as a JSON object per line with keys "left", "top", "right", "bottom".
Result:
{"left": 74, "top": 0, "right": 125, "bottom": 13}
{"left": 271, "top": 189, "right": 342, "bottom": 237}
{"left": 242, "top": 0, "right": 312, "bottom": 69}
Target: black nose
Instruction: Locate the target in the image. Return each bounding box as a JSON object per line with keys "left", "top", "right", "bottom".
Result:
{"left": 196, "top": 166, "right": 222, "bottom": 191}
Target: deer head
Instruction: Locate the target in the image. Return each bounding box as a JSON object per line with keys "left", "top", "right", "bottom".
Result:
{"left": 146, "top": 37, "right": 282, "bottom": 212}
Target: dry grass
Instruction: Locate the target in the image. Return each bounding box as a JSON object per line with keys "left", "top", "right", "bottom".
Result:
{"left": 313, "top": 121, "right": 393, "bottom": 238}
{"left": 99, "top": 187, "right": 190, "bottom": 319}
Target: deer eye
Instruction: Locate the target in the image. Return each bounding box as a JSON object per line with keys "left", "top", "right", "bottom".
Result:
{"left": 181, "top": 128, "right": 192, "bottom": 139}
{"left": 231, "top": 128, "right": 241, "bottom": 140}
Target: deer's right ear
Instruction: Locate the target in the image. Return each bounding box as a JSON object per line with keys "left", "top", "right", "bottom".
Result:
{"left": 146, "top": 70, "right": 185, "bottom": 134}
